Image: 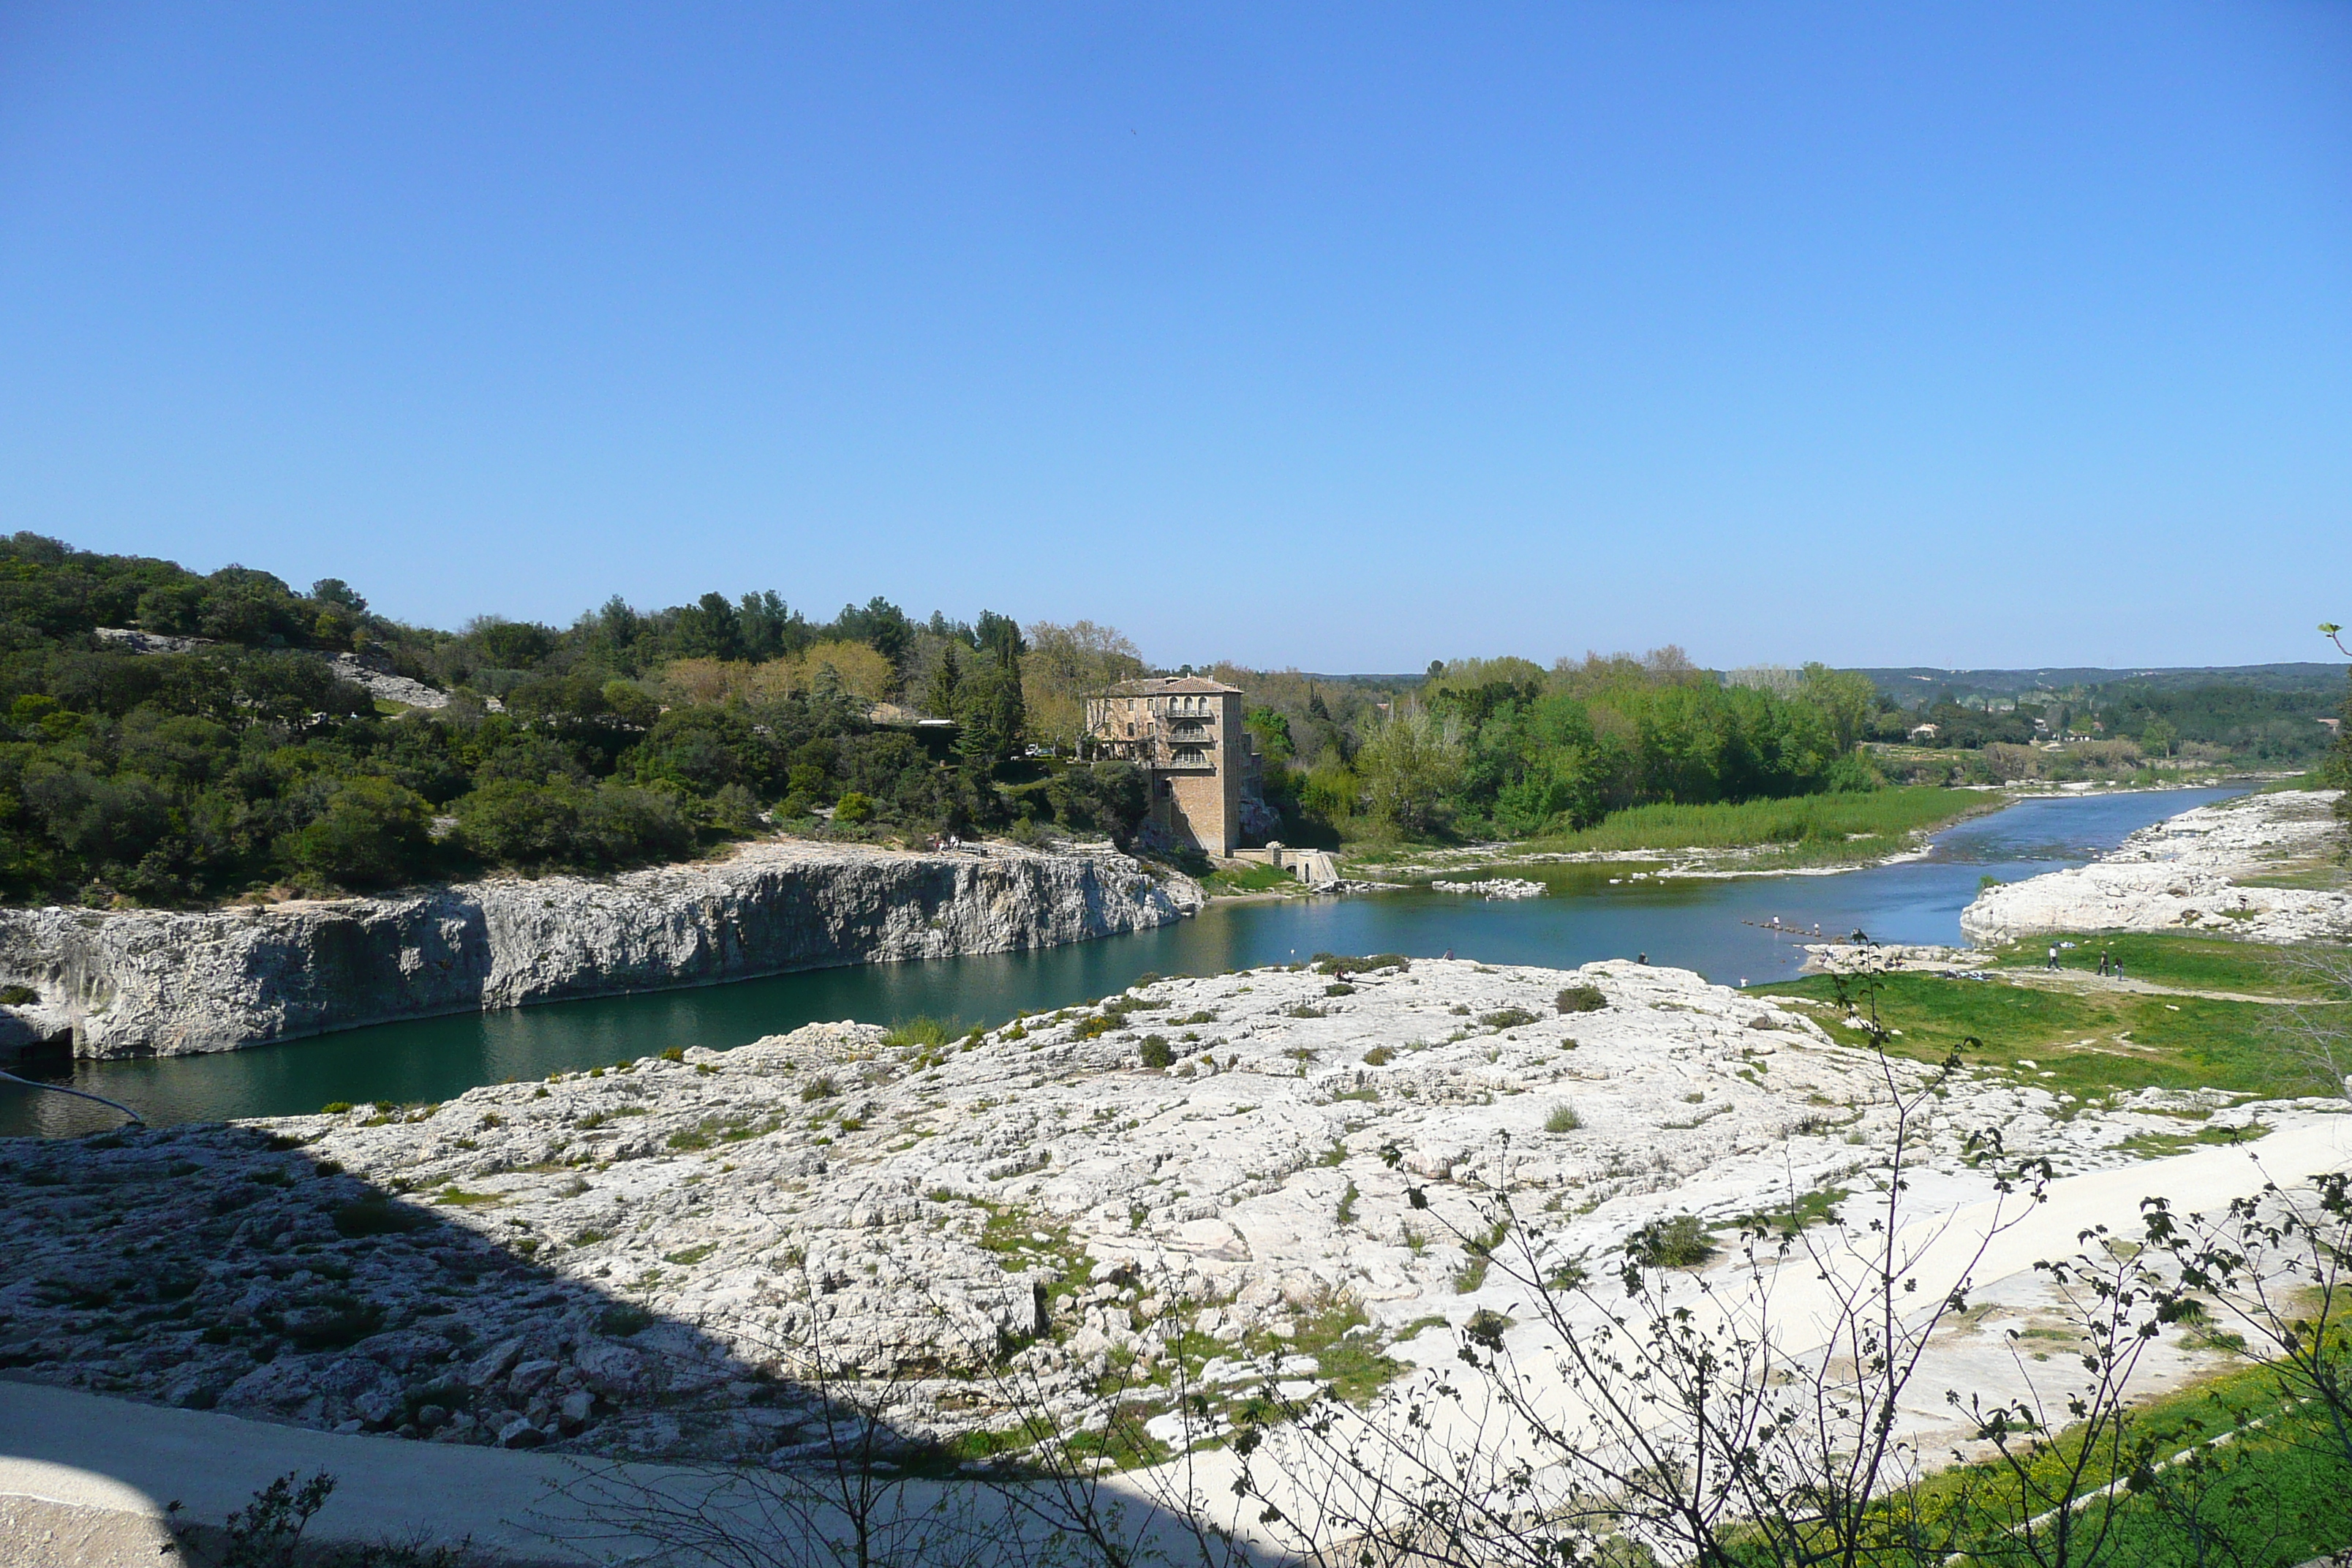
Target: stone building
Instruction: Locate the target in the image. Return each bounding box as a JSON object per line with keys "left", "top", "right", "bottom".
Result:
{"left": 1082, "top": 676, "right": 1258, "bottom": 855}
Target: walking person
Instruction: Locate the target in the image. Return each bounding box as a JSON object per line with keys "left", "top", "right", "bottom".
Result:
{"left": 2047, "top": 944, "right": 2059, "bottom": 971}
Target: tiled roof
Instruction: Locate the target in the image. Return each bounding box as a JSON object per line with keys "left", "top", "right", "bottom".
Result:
{"left": 1101, "top": 676, "right": 1243, "bottom": 696}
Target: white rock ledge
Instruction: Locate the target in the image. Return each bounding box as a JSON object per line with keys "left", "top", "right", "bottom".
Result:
{"left": 0, "top": 956, "right": 2276, "bottom": 1464}
{"left": 0, "top": 840, "right": 1202, "bottom": 1058}
{"left": 1960, "top": 789, "right": 2349, "bottom": 946}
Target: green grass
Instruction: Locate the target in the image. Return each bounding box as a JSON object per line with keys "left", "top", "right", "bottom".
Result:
{"left": 883, "top": 1015, "right": 957, "bottom": 1049}
{"left": 1757, "top": 970, "right": 2321, "bottom": 1104}
{"left": 1200, "top": 862, "right": 1300, "bottom": 895}
{"left": 1994, "top": 933, "right": 2345, "bottom": 998}
{"left": 1519, "top": 788, "right": 1992, "bottom": 860}
{"left": 1885, "top": 1357, "right": 2352, "bottom": 1568}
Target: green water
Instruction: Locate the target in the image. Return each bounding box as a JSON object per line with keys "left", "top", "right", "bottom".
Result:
{"left": 0, "top": 787, "right": 2245, "bottom": 1137}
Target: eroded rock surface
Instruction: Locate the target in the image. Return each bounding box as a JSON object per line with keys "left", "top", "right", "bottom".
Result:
{"left": 0, "top": 841, "right": 1199, "bottom": 1058}
{"left": 1961, "top": 789, "right": 2350, "bottom": 946}
{"left": 0, "top": 957, "right": 2269, "bottom": 1464}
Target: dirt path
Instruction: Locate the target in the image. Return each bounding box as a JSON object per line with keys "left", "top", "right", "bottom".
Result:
{"left": 1996, "top": 968, "right": 2348, "bottom": 1007}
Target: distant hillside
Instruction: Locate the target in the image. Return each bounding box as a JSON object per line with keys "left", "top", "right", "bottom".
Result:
{"left": 1860, "top": 664, "right": 2346, "bottom": 703}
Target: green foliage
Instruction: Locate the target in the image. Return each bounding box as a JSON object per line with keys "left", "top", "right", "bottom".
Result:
{"left": 1628, "top": 1213, "right": 1716, "bottom": 1269}
{"left": 1311, "top": 952, "right": 1409, "bottom": 974}
{"left": 883, "top": 1016, "right": 954, "bottom": 1049}
{"left": 831, "top": 790, "right": 873, "bottom": 824}
{"left": 1138, "top": 1033, "right": 1173, "bottom": 1068}
{"left": 329, "top": 1196, "right": 431, "bottom": 1238}
{"left": 1545, "top": 1102, "right": 1583, "bottom": 1133}
{"left": 596, "top": 1303, "right": 654, "bottom": 1336}
{"left": 0, "top": 534, "right": 1104, "bottom": 904}
{"left": 283, "top": 777, "right": 434, "bottom": 889}
{"left": 453, "top": 779, "right": 692, "bottom": 870}
{"left": 1556, "top": 984, "right": 1607, "bottom": 1014}
{"left": 1480, "top": 1006, "right": 1538, "bottom": 1029}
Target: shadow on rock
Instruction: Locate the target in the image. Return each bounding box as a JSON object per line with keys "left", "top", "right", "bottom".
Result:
{"left": 0, "top": 1120, "right": 926, "bottom": 1466}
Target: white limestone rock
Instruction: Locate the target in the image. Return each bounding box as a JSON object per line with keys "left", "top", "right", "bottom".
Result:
{"left": 1961, "top": 790, "right": 2349, "bottom": 945}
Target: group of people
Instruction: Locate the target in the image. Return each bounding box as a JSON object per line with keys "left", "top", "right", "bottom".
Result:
{"left": 2045, "top": 943, "right": 2125, "bottom": 980}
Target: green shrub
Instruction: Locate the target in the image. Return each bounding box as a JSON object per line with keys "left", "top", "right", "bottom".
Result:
{"left": 1629, "top": 1213, "right": 1716, "bottom": 1269}
{"left": 331, "top": 1196, "right": 432, "bottom": 1238}
{"left": 1324, "top": 982, "right": 1355, "bottom": 997}
{"left": 1138, "top": 1034, "right": 1173, "bottom": 1069}
{"left": 832, "top": 791, "right": 874, "bottom": 824}
{"left": 1312, "top": 952, "right": 1409, "bottom": 975}
{"left": 1545, "top": 1103, "right": 1582, "bottom": 1134}
{"left": 284, "top": 776, "right": 435, "bottom": 890}
{"left": 658, "top": 1046, "right": 685, "bottom": 1062}
{"left": 799, "top": 1074, "right": 837, "bottom": 1102}
{"left": 597, "top": 1303, "right": 654, "bottom": 1337}
{"left": 884, "top": 1016, "right": 953, "bottom": 1049}
{"left": 319, "top": 1101, "right": 352, "bottom": 1115}
{"left": 1362, "top": 1045, "right": 1395, "bottom": 1066}
{"left": 1555, "top": 985, "right": 1606, "bottom": 1014}
{"left": 1481, "top": 1007, "right": 1538, "bottom": 1030}
{"left": 0, "top": 984, "right": 37, "bottom": 1006}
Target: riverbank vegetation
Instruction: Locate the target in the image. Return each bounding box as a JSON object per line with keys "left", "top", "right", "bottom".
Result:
{"left": 0, "top": 534, "right": 1159, "bottom": 905}
{"left": 3, "top": 531, "right": 2335, "bottom": 906}
{"left": 1235, "top": 652, "right": 1892, "bottom": 848}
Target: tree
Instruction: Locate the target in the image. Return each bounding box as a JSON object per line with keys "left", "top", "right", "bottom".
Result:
{"left": 1800, "top": 663, "right": 1880, "bottom": 755}
{"left": 926, "top": 645, "right": 962, "bottom": 720}
{"left": 309, "top": 578, "right": 368, "bottom": 614}
{"left": 284, "top": 777, "right": 434, "bottom": 890}
{"left": 1022, "top": 621, "right": 1146, "bottom": 752}
{"left": 954, "top": 658, "right": 1026, "bottom": 774}
{"left": 1243, "top": 708, "right": 1294, "bottom": 765}
{"left": 1355, "top": 702, "right": 1463, "bottom": 837}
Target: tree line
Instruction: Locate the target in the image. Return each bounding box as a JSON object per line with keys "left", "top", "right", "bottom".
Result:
{"left": 0, "top": 535, "right": 1154, "bottom": 904}
{"left": 0, "top": 531, "right": 2017, "bottom": 904}
{"left": 1226, "top": 650, "right": 1885, "bottom": 844}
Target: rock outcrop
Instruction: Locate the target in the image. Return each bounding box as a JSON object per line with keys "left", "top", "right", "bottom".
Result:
{"left": 1961, "top": 789, "right": 2351, "bottom": 946}
{"left": 0, "top": 841, "right": 1200, "bottom": 1058}
{"left": 0, "top": 957, "right": 2255, "bottom": 1463}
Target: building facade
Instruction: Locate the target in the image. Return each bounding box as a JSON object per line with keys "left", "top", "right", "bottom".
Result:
{"left": 1082, "top": 676, "right": 1254, "bottom": 855}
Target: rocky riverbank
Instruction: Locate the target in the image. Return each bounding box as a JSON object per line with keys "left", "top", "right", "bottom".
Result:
{"left": 1961, "top": 788, "right": 2351, "bottom": 946}
{"left": 0, "top": 840, "right": 1200, "bottom": 1060}
{"left": 0, "top": 956, "right": 2273, "bottom": 1466}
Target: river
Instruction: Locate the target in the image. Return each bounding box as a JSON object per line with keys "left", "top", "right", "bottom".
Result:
{"left": 0, "top": 786, "right": 2244, "bottom": 1137}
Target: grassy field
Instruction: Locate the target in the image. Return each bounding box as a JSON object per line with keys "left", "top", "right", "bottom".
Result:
{"left": 1523, "top": 787, "right": 1994, "bottom": 856}
{"left": 1988, "top": 932, "right": 2344, "bottom": 997}
{"left": 1199, "top": 861, "right": 1300, "bottom": 897}
{"left": 1883, "top": 1357, "right": 2352, "bottom": 1567}
{"left": 1757, "top": 968, "right": 2328, "bottom": 1105}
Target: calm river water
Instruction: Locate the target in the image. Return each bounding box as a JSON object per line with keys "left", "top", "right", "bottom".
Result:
{"left": 1, "top": 786, "right": 2243, "bottom": 1137}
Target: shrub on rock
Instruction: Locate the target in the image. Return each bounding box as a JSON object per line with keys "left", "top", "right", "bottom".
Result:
{"left": 1556, "top": 985, "right": 1607, "bottom": 1014}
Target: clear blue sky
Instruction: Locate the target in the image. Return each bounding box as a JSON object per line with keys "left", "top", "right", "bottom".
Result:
{"left": 2, "top": 4, "right": 2346, "bottom": 673}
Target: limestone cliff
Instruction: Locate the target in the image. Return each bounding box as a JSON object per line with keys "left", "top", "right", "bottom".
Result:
{"left": 0, "top": 840, "right": 1201, "bottom": 1058}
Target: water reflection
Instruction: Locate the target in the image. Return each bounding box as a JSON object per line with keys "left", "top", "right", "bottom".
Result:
{"left": 2, "top": 786, "right": 2243, "bottom": 1135}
